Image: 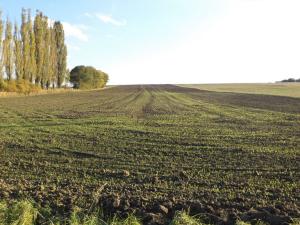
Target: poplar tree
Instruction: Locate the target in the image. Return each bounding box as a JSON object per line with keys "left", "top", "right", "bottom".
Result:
{"left": 0, "top": 9, "right": 69, "bottom": 90}
{"left": 34, "top": 11, "right": 45, "bottom": 85}
{"left": 54, "top": 21, "right": 67, "bottom": 88}
{"left": 43, "top": 21, "right": 51, "bottom": 88}
{"left": 21, "top": 8, "right": 30, "bottom": 80}
{"left": 50, "top": 27, "right": 57, "bottom": 88}
{"left": 28, "top": 9, "right": 36, "bottom": 83}
{"left": 3, "top": 18, "right": 13, "bottom": 80}
{"left": 14, "top": 23, "right": 23, "bottom": 80}
{"left": 0, "top": 11, "right": 3, "bottom": 80}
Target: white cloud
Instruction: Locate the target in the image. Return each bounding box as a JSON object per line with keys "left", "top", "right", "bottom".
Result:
{"left": 48, "top": 18, "right": 55, "bottom": 27}
{"left": 108, "top": 0, "right": 300, "bottom": 84}
{"left": 96, "top": 14, "right": 127, "bottom": 26}
{"left": 62, "top": 22, "right": 89, "bottom": 42}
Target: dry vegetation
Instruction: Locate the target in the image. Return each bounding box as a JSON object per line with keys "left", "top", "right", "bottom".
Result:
{"left": 180, "top": 83, "right": 300, "bottom": 98}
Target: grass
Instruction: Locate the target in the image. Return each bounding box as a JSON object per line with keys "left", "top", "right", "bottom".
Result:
{"left": 0, "top": 85, "right": 299, "bottom": 224}
{"left": 170, "top": 212, "right": 204, "bottom": 225}
{"left": 0, "top": 201, "right": 199, "bottom": 224}
{"left": 180, "top": 83, "right": 300, "bottom": 98}
{"left": 2, "top": 201, "right": 290, "bottom": 225}
{"left": 0, "top": 200, "right": 37, "bottom": 225}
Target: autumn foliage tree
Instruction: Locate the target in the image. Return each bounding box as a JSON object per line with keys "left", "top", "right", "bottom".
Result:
{"left": 0, "top": 11, "right": 3, "bottom": 80}
{"left": 0, "top": 9, "right": 69, "bottom": 93}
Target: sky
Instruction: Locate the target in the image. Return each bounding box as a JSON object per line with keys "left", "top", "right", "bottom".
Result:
{"left": 1, "top": 0, "right": 300, "bottom": 84}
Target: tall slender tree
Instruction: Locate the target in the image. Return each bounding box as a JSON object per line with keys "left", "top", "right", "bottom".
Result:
{"left": 0, "top": 9, "right": 70, "bottom": 91}
{"left": 3, "top": 18, "right": 14, "bottom": 80}
{"left": 14, "top": 23, "right": 23, "bottom": 80}
{"left": 34, "top": 11, "right": 45, "bottom": 85}
{"left": 21, "top": 8, "right": 31, "bottom": 80}
{"left": 0, "top": 11, "right": 4, "bottom": 80}
{"left": 53, "top": 21, "right": 67, "bottom": 88}
{"left": 28, "top": 10, "right": 36, "bottom": 83}
{"left": 49, "top": 27, "right": 57, "bottom": 88}
{"left": 43, "top": 20, "right": 51, "bottom": 88}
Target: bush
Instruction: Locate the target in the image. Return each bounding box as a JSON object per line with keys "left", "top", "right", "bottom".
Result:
{"left": 0, "top": 79, "right": 42, "bottom": 94}
{"left": 16, "top": 80, "right": 31, "bottom": 94}
{"left": 70, "top": 65, "right": 109, "bottom": 90}
{"left": 0, "top": 79, "right": 8, "bottom": 90}
{"left": 6, "top": 80, "right": 18, "bottom": 92}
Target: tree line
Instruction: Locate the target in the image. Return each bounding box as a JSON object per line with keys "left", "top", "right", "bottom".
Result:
{"left": 0, "top": 9, "right": 67, "bottom": 93}
{"left": 281, "top": 78, "right": 300, "bottom": 83}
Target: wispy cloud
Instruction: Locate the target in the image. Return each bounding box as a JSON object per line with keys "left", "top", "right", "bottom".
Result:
{"left": 62, "top": 22, "right": 89, "bottom": 42}
{"left": 84, "top": 12, "right": 93, "bottom": 18}
{"left": 85, "top": 12, "right": 127, "bottom": 26}
{"left": 96, "top": 14, "right": 127, "bottom": 26}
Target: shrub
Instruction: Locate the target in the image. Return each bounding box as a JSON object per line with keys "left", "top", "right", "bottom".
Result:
{"left": 0, "top": 79, "right": 8, "bottom": 91}
{"left": 0, "top": 79, "right": 42, "bottom": 94}
{"left": 70, "top": 65, "right": 109, "bottom": 89}
{"left": 16, "top": 80, "right": 32, "bottom": 94}
{"left": 6, "top": 80, "right": 18, "bottom": 92}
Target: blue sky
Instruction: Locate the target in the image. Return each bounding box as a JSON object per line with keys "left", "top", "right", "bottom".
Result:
{"left": 1, "top": 0, "right": 300, "bottom": 84}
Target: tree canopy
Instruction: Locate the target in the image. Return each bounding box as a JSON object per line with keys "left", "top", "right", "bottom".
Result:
{"left": 0, "top": 9, "right": 68, "bottom": 93}
{"left": 0, "top": 8, "right": 109, "bottom": 93}
{"left": 70, "top": 66, "right": 109, "bottom": 89}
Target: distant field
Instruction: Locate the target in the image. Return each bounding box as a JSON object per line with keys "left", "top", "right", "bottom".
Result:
{"left": 0, "top": 85, "right": 299, "bottom": 224}
{"left": 180, "top": 83, "right": 300, "bottom": 98}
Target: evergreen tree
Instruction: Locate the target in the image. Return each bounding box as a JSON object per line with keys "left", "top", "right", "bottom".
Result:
{"left": 53, "top": 21, "right": 67, "bottom": 88}
{"left": 14, "top": 23, "right": 23, "bottom": 80}
{"left": 3, "top": 18, "right": 14, "bottom": 80}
